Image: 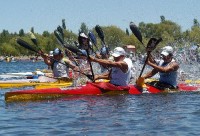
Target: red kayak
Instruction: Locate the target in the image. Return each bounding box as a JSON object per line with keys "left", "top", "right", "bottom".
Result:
{"left": 5, "top": 82, "right": 199, "bottom": 102}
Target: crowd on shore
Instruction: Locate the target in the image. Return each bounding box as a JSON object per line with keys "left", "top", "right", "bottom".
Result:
{"left": 0, "top": 56, "right": 43, "bottom": 62}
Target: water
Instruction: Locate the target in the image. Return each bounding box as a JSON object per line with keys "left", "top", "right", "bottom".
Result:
{"left": 0, "top": 61, "right": 200, "bottom": 135}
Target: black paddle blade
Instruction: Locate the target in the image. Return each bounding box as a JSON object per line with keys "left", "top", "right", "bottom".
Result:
{"left": 65, "top": 44, "right": 87, "bottom": 57}
{"left": 54, "top": 30, "right": 64, "bottom": 45}
{"left": 95, "top": 25, "right": 105, "bottom": 44}
{"left": 31, "top": 38, "right": 37, "bottom": 46}
{"left": 57, "top": 25, "right": 64, "bottom": 40}
{"left": 129, "top": 22, "right": 143, "bottom": 44}
{"left": 16, "top": 38, "right": 38, "bottom": 53}
{"left": 146, "top": 38, "right": 163, "bottom": 51}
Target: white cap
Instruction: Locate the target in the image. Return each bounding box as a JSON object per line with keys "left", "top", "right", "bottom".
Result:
{"left": 49, "top": 51, "right": 53, "bottom": 56}
{"left": 112, "top": 47, "right": 126, "bottom": 57}
{"left": 79, "top": 33, "right": 88, "bottom": 39}
{"left": 161, "top": 46, "right": 173, "bottom": 56}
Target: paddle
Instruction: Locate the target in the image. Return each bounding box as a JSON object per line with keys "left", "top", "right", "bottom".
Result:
{"left": 16, "top": 38, "right": 93, "bottom": 81}
{"left": 129, "top": 22, "right": 143, "bottom": 45}
{"left": 17, "top": 38, "right": 39, "bottom": 53}
{"left": 57, "top": 25, "right": 64, "bottom": 42}
{"left": 129, "top": 22, "right": 163, "bottom": 86}
{"left": 95, "top": 25, "right": 106, "bottom": 45}
{"left": 136, "top": 38, "right": 162, "bottom": 87}
{"left": 95, "top": 25, "right": 110, "bottom": 56}
{"left": 29, "top": 31, "right": 38, "bottom": 46}
{"left": 129, "top": 22, "right": 158, "bottom": 63}
{"left": 139, "top": 38, "right": 162, "bottom": 77}
{"left": 88, "top": 31, "right": 99, "bottom": 52}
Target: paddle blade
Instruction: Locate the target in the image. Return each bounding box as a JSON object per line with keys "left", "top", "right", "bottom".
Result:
{"left": 88, "top": 31, "right": 97, "bottom": 45}
{"left": 29, "top": 32, "right": 37, "bottom": 45}
{"left": 16, "top": 38, "right": 38, "bottom": 53}
{"left": 146, "top": 38, "right": 163, "bottom": 51}
{"left": 129, "top": 22, "right": 143, "bottom": 44}
{"left": 95, "top": 25, "right": 105, "bottom": 44}
{"left": 54, "top": 30, "right": 64, "bottom": 45}
{"left": 57, "top": 25, "right": 64, "bottom": 40}
{"left": 136, "top": 77, "right": 145, "bottom": 87}
{"left": 65, "top": 44, "right": 87, "bottom": 57}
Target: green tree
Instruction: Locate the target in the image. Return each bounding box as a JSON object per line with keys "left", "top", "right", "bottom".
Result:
{"left": 79, "top": 22, "right": 88, "bottom": 34}
{"left": 19, "top": 29, "right": 25, "bottom": 36}
{"left": 62, "top": 19, "right": 66, "bottom": 29}
{"left": 193, "top": 18, "right": 199, "bottom": 27}
{"left": 160, "top": 15, "right": 165, "bottom": 23}
{"left": 126, "top": 28, "right": 129, "bottom": 36}
{"left": 42, "top": 31, "right": 50, "bottom": 37}
{"left": 31, "top": 27, "right": 34, "bottom": 33}
{"left": 189, "top": 26, "right": 200, "bottom": 43}
{"left": 100, "top": 25, "right": 126, "bottom": 49}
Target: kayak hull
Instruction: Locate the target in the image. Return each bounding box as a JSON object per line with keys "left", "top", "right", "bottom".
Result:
{"left": 0, "top": 78, "right": 72, "bottom": 88}
{"left": 5, "top": 82, "right": 136, "bottom": 102}
{"left": 5, "top": 82, "right": 199, "bottom": 102}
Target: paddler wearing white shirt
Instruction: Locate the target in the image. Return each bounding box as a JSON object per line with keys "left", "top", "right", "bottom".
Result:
{"left": 90, "top": 47, "right": 133, "bottom": 86}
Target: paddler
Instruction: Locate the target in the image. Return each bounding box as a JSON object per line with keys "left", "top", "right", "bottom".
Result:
{"left": 77, "top": 32, "right": 93, "bottom": 74}
{"left": 40, "top": 48, "right": 79, "bottom": 80}
{"left": 89, "top": 47, "right": 133, "bottom": 86}
{"left": 142, "top": 46, "right": 179, "bottom": 89}
{"left": 78, "top": 32, "right": 93, "bottom": 53}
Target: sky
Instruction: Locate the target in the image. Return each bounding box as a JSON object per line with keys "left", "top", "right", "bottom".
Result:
{"left": 1, "top": 0, "right": 200, "bottom": 34}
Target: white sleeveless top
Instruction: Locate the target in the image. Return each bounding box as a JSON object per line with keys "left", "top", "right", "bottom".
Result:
{"left": 52, "top": 59, "right": 69, "bottom": 78}
{"left": 110, "top": 58, "right": 133, "bottom": 86}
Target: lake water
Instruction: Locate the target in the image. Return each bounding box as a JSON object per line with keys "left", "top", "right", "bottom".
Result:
{"left": 0, "top": 61, "right": 200, "bottom": 136}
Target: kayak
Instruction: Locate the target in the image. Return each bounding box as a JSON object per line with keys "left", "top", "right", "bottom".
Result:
{"left": 0, "top": 80, "right": 73, "bottom": 89}
{"left": 0, "top": 70, "right": 54, "bottom": 80}
{"left": 0, "top": 75, "right": 73, "bottom": 88}
{"left": 0, "top": 78, "right": 73, "bottom": 88}
{"left": 3, "top": 71, "right": 43, "bottom": 76}
{"left": 5, "top": 82, "right": 131, "bottom": 102}
{"left": 5, "top": 81, "right": 199, "bottom": 103}
{"left": 34, "top": 82, "right": 73, "bottom": 89}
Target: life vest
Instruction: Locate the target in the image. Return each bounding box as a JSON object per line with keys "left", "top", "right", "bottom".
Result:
{"left": 51, "top": 59, "right": 69, "bottom": 78}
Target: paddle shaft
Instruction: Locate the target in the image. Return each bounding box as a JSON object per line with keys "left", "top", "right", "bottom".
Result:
{"left": 139, "top": 51, "right": 150, "bottom": 77}
{"left": 86, "top": 49, "right": 95, "bottom": 82}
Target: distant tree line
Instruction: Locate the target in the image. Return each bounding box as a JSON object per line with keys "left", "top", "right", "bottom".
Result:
{"left": 0, "top": 16, "right": 200, "bottom": 56}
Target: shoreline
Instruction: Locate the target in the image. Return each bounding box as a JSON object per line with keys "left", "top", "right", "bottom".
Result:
{"left": 0, "top": 56, "right": 43, "bottom": 62}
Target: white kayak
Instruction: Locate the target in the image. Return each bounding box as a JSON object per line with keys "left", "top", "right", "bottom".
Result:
{"left": 0, "top": 71, "right": 45, "bottom": 79}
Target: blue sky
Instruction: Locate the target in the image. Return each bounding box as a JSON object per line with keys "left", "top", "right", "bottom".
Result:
{"left": 1, "top": 0, "right": 200, "bottom": 34}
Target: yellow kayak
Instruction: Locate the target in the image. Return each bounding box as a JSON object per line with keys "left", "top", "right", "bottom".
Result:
{"left": 35, "top": 82, "right": 73, "bottom": 89}
{"left": 0, "top": 78, "right": 73, "bottom": 88}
